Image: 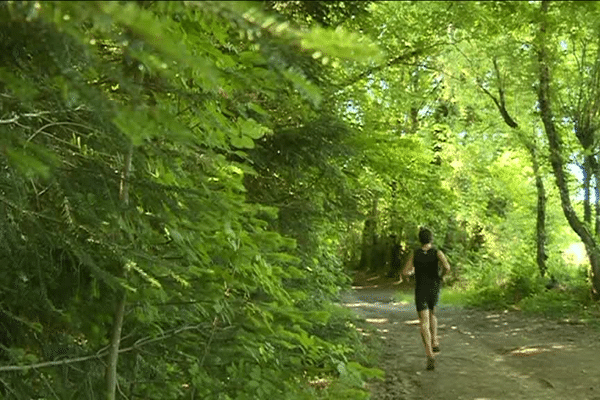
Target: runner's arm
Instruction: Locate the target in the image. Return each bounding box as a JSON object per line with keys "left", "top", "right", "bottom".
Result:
{"left": 437, "top": 250, "right": 451, "bottom": 278}
{"left": 402, "top": 251, "right": 414, "bottom": 276}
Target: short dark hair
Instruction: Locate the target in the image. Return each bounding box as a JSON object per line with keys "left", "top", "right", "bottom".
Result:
{"left": 418, "top": 227, "right": 433, "bottom": 245}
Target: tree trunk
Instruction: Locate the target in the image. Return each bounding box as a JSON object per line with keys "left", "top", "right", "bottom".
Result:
{"left": 529, "top": 147, "right": 548, "bottom": 277}
{"left": 595, "top": 174, "right": 600, "bottom": 235}
{"left": 369, "top": 196, "right": 379, "bottom": 272}
{"left": 358, "top": 219, "right": 372, "bottom": 271}
{"left": 596, "top": 184, "right": 600, "bottom": 235}
{"left": 106, "top": 292, "right": 126, "bottom": 400}
{"left": 390, "top": 180, "right": 399, "bottom": 234}
{"left": 583, "top": 157, "right": 592, "bottom": 224}
{"left": 590, "top": 156, "right": 600, "bottom": 235}
{"left": 106, "top": 144, "right": 133, "bottom": 400}
{"left": 537, "top": 0, "right": 600, "bottom": 298}
{"left": 359, "top": 195, "right": 379, "bottom": 271}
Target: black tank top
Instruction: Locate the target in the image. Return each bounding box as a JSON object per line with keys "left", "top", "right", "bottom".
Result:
{"left": 414, "top": 246, "right": 440, "bottom": 286}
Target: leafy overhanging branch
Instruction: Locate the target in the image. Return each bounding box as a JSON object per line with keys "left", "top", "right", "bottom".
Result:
{"left": 333, "top": 45, "right": 438, "bottom": 93}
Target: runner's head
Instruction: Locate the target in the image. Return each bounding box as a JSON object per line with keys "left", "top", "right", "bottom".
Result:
{"left": 418, "top": 227, "right": 433, "bottom": 245}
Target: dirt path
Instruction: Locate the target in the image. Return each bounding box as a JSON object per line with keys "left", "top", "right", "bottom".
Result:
{"left": 342, "top": 274, "right": 600, "bottom": 400}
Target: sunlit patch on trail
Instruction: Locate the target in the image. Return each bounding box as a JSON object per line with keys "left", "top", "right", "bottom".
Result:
{"left": 344, "top": 302, "right": 371, "bottom": 308}
{"left": 351, "top": 285, "right": 381, "bottom": 289}
{"left": 500, "top": 343, "right": 573, "bottom": 357}
{"left": 343, "top": 301, "right": 410, "bottom": 308}
{"left": 366, "top": 318, "right": 388, "bottom": 324}
{"left": 507, "top": 346, "right": 550, "bottom": 356}
{"left": 404, "top": 319, "right": 420, "bottom": 326}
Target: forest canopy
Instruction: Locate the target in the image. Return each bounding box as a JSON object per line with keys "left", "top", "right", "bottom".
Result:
{"left": 0, "top": 1, "right": 598, "bottom": 399}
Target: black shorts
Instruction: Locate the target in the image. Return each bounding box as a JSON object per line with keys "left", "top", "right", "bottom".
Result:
{"left": 415, "top": 282, "right": 440, "bottom": 312}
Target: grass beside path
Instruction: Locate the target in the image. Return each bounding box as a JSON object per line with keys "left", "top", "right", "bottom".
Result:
{"left": 393, "top": 283, "right": 600, "bottom": 329}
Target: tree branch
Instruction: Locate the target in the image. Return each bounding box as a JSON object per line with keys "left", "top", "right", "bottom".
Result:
{"left": 0, "top": 107, "right": 87, "bottom": 125}
{"left": 328, "top": 41, "right": 450, "bottom": 97}
{"left": 199, "top": 317, "right": 219, "bottom": 367}
{"left": 25, "top": 121, "right": 95, "bottom": 144}
{"left": 0, "top": 352, "right": 106, "bottom": 373}
{"left": 477, "top": 58, "right": 519, "bottom": 129}
{"left": 0, "top": 323, "right": 206, "bottom": 373}
{"left": 0, "top": 195, "right": 63, "bottom": 224}
{"left": 106, "top": 143, "right": 134, "bottom": 400}
{"left": 337, "top": 48, "right": 422, "bottom": 89}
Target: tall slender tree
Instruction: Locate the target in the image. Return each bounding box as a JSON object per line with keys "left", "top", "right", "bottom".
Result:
{"left": 536, "top": 0, "right": 600, "bottom": 297}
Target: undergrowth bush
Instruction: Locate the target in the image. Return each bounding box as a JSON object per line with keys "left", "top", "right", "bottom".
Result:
{"left": 446, "top": 245, "right": 546, "bottom": 310}
{"left": 299, "top": 304, "right": 384, "bottom": 399}
{"left": 441, "top": 260, "right": 599, "bottom": 326}
{"left": 517, "top": 270, "right": 594, "bottom": 318}
{"left": 518, "top": 288, "right": 584, "bottom": 318}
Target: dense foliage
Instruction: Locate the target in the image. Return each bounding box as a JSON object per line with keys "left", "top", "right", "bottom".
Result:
{"left": 0, "top": 2, "right": 382, "bottom": 399}
{"left": 1, "top": 1, "right": 599, "bottom": 399}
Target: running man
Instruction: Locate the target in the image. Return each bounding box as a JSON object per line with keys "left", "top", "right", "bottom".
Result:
{"left": 402, "top": 227, "right": 451, "bottom": 371}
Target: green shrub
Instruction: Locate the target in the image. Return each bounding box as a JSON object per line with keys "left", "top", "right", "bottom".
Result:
{"left": 519, "top": 288, "right": 581, "bottom": 318}
{"left": 518, "top": 275, "right": 592, "bottom": 318}
{"left": 463, "top": 284, "right": 509, "bottom": 309}
{"left": 505, "top": 273, "right": 545, "bottom": 302}
{"left": 439, "top": 287, "right": 471, "bottom": 306}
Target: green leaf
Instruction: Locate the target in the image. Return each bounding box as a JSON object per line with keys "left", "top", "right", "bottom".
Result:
{"left": 231, "top": 135, "right": 255, "bottom": 149}
{"left": 300, "top": 27, "right": 383, "bottom": 63}
{"left": 5, "top": 148, "right": 51, "bottom": 179}
{"left": 239, "top": 118, "right": 271, "bottom": 140}
{"left": 0, "top": 68, "right": 38, "bottom": 100}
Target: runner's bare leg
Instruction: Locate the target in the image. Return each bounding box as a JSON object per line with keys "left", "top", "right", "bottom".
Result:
{"left": 430, "top": 307, "right": 439, "bottom": 348}
{"left": 419, "top": 309, "right": 434, "bottom": 359}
